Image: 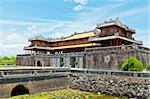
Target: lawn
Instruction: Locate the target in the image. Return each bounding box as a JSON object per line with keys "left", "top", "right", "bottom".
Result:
{"left": 10, "top": 88, "right": 125, "bottom": 99}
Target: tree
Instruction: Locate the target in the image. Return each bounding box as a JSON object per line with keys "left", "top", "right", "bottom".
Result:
{"left": 0, "top": 56, "right": 16, "bottom": 66}
{"left": 121, "top": 56, "right": 143, "bottom": 71}
{"left": 2, "top": 56, "right": 10, "bottom": 60}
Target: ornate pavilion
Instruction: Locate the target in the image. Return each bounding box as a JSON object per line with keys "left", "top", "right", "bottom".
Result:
{"left": 16, "top": 18, "right": 150, "bottom": 69}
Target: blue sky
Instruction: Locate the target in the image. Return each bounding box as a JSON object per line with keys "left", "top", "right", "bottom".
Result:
{"left": 0, "top": 0, "right": 149, "bottom": 56}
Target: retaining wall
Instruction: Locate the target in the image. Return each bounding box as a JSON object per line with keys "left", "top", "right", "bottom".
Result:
{"left": 69, "top": 73, "right": 150, "bottom": 98}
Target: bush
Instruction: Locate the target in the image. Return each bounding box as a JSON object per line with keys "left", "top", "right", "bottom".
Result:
{"left": 145, "top": 63, "right": 150, "bottom": 71}
{"left": 121, "top": 56, "right": 143, "bottom": 71}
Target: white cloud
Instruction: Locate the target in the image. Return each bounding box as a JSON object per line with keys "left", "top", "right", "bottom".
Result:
{"left": 73, "top": 5, "right": 83, "bottom": 11}
{"left": 26, "top": 22, "right": 65, "bottom": 37}
{"left": 64, "top": 0, "right": 88, "bottom": 11}
{"left": 27, "top": 24, "right": 37, "bottom": 30}
{"left": 134, "top": 29, "right": 149, "bottom": 47}
{"left": 74, "top": 0, "right": 88, "bottom": 5}
{"left": 0, "top": 29, "right": 28, "bottom": 56}
{"left": 27, "top": 24, "right": 40, "bottom": 36}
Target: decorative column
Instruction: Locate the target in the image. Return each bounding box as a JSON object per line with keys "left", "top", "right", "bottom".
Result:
{"left": 76, "top": 56, "right": 83, "bottom": 68}
{"left": 35, "top": 60, "right": 37, "bottom": 67}
{"left": 75, "top": 56, "right": 83, "bottom": 68}
{"left": 56, "top": 57, "right": 60, "bottom": 67}
{"left": 42, "top": 60, "right": 44, "bottom": 67}
{"left": 64, "top": 56, "right": 70, "bottom": 67}
{"left": 51, "top": 57, "right": 58, "bottom": 67}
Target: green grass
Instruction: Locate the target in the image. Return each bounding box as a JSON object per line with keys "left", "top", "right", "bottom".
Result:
{"left": 10, "top": 88, "right": 125, "bottom": 99}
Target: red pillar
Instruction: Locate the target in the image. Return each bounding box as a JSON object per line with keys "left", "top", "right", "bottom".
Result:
{"left": 116, "top": 39, "right": 118, "bottom": 46}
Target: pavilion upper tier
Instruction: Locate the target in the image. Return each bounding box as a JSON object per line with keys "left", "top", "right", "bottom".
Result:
{"left": 24, "top": 18, "right": 144, "bottom": 54}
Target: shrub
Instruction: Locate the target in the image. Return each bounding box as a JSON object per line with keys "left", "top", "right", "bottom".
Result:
{"left": 145, "top": 63, "right": 150, "bottom": 71}
{"left": 121, "top": 56, "right": 143, "bottom": 71}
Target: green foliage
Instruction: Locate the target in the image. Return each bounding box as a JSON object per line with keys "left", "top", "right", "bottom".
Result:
{"left": 1, "top": 56, "right": 10, "bottom": 60}
{"left": 121, "top": 56, "right": 143, "bottom": 71}
{"left": 145, "top": 63, "right": 150, "bottom": 71}
{"left": 0, "top": 56, "right": 16, "bottom": 66}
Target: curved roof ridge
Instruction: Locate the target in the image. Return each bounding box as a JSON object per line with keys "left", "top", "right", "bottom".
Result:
{"left": 29, "top": 35, "right": 47, "bottom": 41}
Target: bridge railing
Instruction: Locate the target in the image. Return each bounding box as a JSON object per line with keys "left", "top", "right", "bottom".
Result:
{"left": 0, "top": 67, "right": 70, "bottom": 77}
{"left": 70, "top": 68, "right": 150, "bottom": 78}
{"left": 0, "top": 67, "right": 150, "bottom": 78}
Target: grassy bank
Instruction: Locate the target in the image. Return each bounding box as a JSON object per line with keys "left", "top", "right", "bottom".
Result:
{"left": 10, "top": 88, "right": 125, "bottom": 99}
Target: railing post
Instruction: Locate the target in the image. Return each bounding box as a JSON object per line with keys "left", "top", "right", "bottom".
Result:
{"left": 0, "top": 71, "right": 4, "bottom": 77}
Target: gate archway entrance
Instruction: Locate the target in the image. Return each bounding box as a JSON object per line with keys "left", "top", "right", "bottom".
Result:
{"left": 11, "top": 85, "right": 29, "bottom": 96}
{"left": 37, "top": 60, "right": 42, "bottom": 66}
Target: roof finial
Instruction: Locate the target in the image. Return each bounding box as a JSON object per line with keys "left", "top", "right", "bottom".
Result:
{"left": 116, "top": 17, "right": 119, "bottom": 20}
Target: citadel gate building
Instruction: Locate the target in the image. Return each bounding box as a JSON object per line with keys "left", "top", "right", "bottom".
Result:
{"left": 16, "top": 18, "right": 150, "bottom": 70}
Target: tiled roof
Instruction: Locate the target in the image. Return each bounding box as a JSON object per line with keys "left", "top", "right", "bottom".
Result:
{"left": 24, "top": 43, "right": 100, "bottom": 50}
{"left": 51, "top": 43, "right": 99, "bottom": 50}
{"left": 89, "top": 34, "right": 142, "bottom": 45}
{"left": 29, "top": 31, "right": 96, "bottom": 42}
{"left": 63, "top": 31, "right": 96, "bottom": 41}
{"left": 97, "top": 18, "right": 135, "bottom": 33}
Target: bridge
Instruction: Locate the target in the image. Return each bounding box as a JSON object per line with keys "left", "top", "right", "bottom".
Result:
{"left": 0, "top": 67, "right": 69, "bottom": 98}
{"left": 0, "top": 67, "right": 150, "bottom": 98}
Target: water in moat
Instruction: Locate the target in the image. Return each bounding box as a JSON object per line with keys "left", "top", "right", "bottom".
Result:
{"left": 10, "top": 88, "right": 125, "bottom": 99}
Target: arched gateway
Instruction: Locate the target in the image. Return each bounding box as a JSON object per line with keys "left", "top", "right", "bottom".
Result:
{"left": 11, "top": 85, "right": 29, "bottom": 96}
{"left": 37, "top": 60, "right": 42, "bottom": 66}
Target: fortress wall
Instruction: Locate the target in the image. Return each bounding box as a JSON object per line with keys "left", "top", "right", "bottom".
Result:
{"left": 16, "top": 46, "right": 150, "bottom": 69}
{"left": 16, "top": 55, "right": 36, "bottom": 66}
{"left": 84, "top": 49, "right": 150, "bottom": 70}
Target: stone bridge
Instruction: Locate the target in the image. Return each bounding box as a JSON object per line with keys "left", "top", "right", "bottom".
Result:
{"left": 0, "top": 67, "right": 150, "bottom": 98}
{"left": 0, "top": 67, "right": 69, "bottom": 98}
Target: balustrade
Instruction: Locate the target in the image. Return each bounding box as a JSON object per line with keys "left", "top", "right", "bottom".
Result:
{"left": 0, "top": 68, "right": 149, "bottom": 78}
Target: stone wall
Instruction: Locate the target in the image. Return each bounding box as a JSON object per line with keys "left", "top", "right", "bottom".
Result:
{"left": 69, "top": 73, "right": 150, "bottom": 98}
{"left": 16, "top": 55, "right": 36, "bottom": 66}
{"left": 16, "top": 45, "right": 150, "bottom": 70}
{"left": 85, "top": 49, "right": 150, "bottom": 70}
